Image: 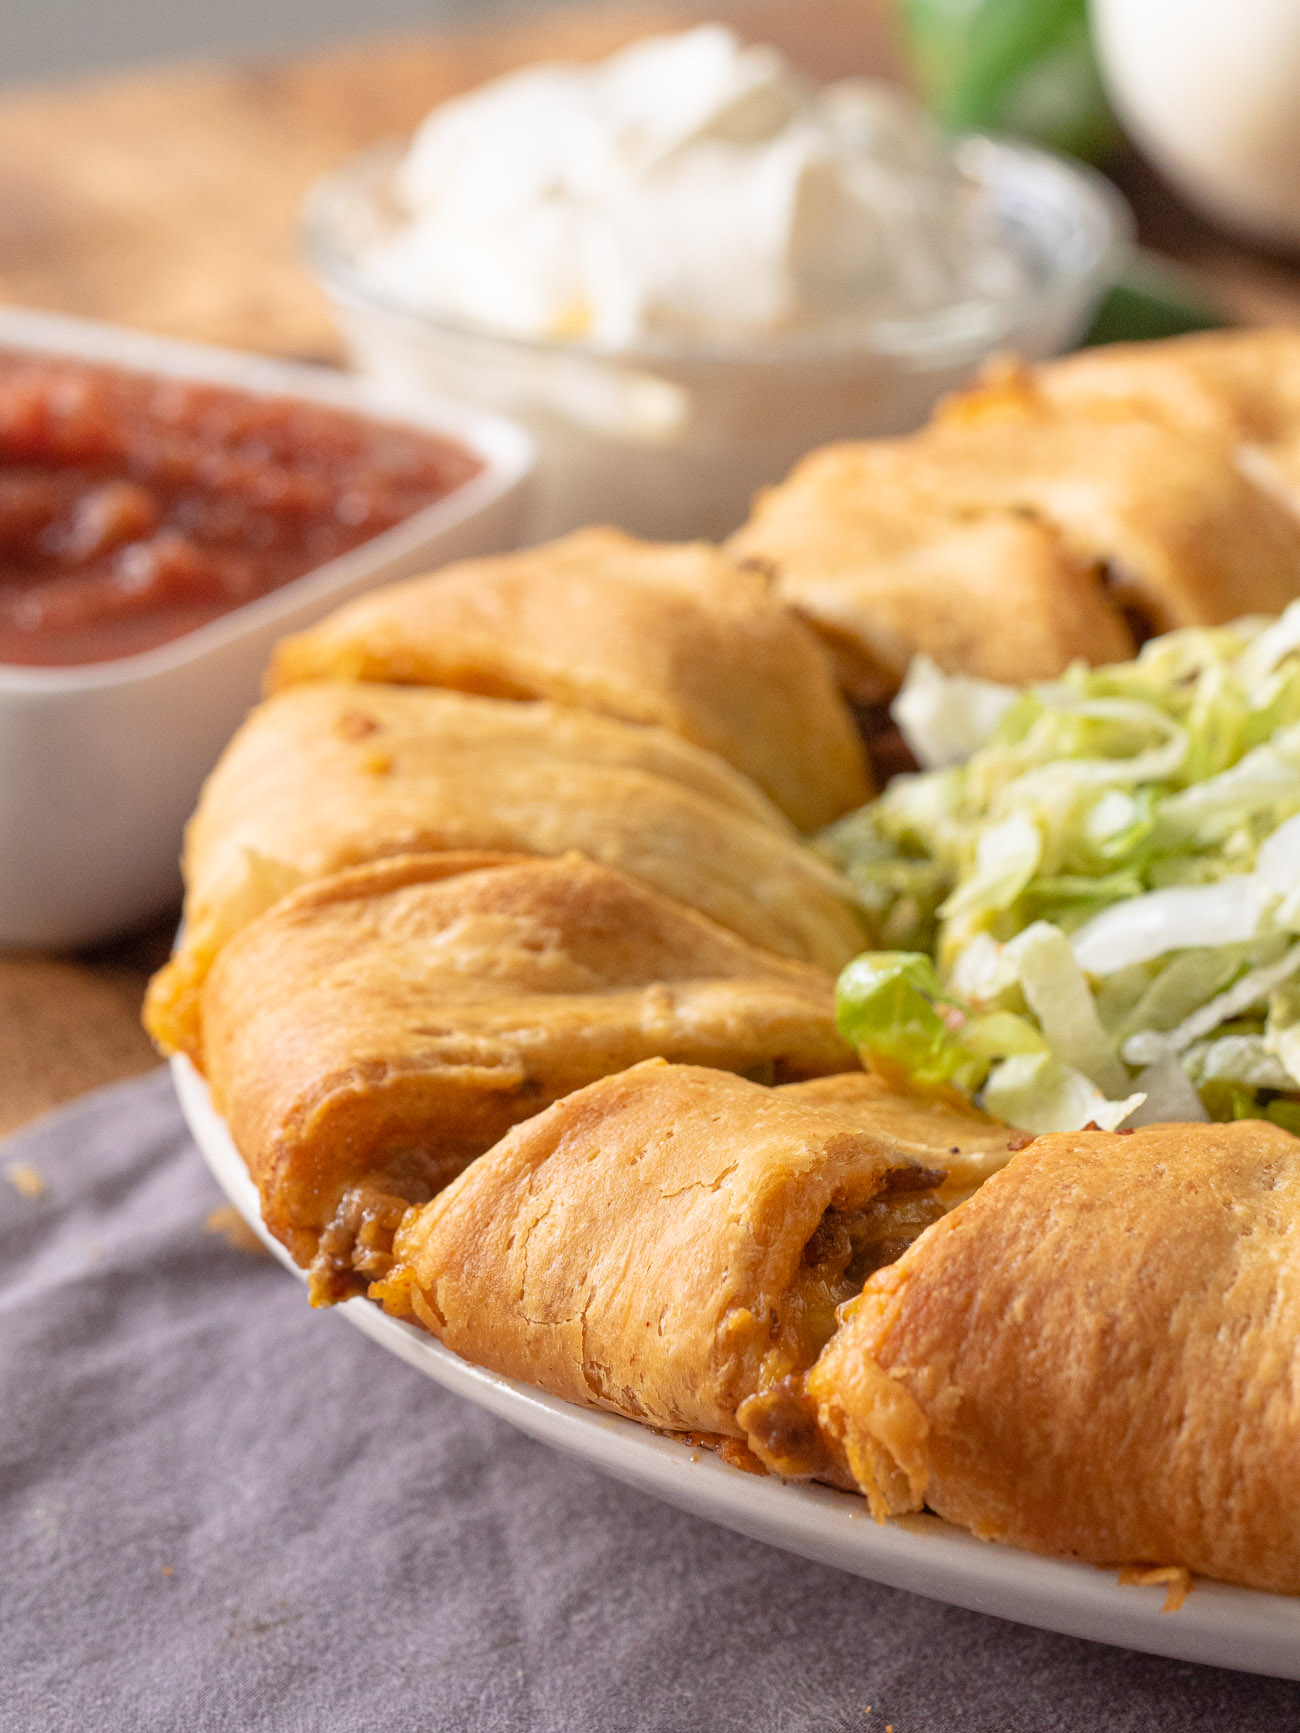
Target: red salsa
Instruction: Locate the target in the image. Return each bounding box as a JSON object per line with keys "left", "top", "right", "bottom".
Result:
{"left": 0, "top": 350, "right": 483, "bottom": 665}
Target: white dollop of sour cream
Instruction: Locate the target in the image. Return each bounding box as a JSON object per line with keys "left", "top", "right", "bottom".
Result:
{"left": 361, "top": 25, "right": 1023, "bottom": 344}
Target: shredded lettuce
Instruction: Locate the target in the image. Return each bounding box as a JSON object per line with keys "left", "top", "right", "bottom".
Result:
{"left": 1008, "top": 922, "right": 1131, "bottom": 1096}
{"left": 981, "top": 1053, "right": 1145, "bottom": 1136}
{"left": 1122, "top": 942, "right": 1300, "bottom": 1063}
{"left": 833, "top": 952, "right": 1045, "bottom": 1098}
{"left": 1071, "top": 877, "right": 1270, "bottom": 976}
{"left": 1125, "top": 1055, "right": 1209, "bottom": 1127}
{"left": 1184, "top": 1034, "right": 1295, "bottom": 1092}
{"left": 939, "top": 810, "right": 1042, "bottom": 924}
{"left": 826, "top": 603, "right": 1300, "bottom": 1133}
{"left": 834, "top": 953, "right": 987, "bottom": 1095}
{"left": 892, "top": 654, "right": 1018, "bottom": 769}
{"left": 1102, "top": 947, "right": 1248, "bottom": 1045}
{"left": 1264, "top": 983, "right": 1300, "bottom": 1088}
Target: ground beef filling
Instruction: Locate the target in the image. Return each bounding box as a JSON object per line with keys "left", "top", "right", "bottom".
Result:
{"left": 305, "top": 1148, "right": 464, "bottom": 1307}
{"left": 740, "top": 1167, "right": 944, "bottom": 1479}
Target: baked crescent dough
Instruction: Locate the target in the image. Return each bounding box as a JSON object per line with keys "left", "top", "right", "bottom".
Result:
{"left": 738, "top": 501, "right": 1131, "bottom": 701}
{"left": 730, "top": 401, "right": 1300, "bottom": 696}
{"left": 806, "top": 1119, "right": 1300, "bottom": 1593}
{"left": 144, "top": 683, "right": 865, "bottom": 1059}
{"left": 1006, "top": 330, "right": 1300, "bottom": 527}
{"left": 267, "top": 526, "right": 872, "bottom": 832}
{"left": 778, "top": 1071, "right": 1021, "bottom": 1204}
{"left": 375, "top": 1060, "right": 943, "bottom": 1458}
{"left": 1027, "top": 328, "right": 1300, "bottom": 446}
{"left": 198, "top": 854, "right": 857, "bottom": 1300}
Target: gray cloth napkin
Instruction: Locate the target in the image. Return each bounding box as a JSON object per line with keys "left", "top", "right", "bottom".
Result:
{"left": 3, "top": 1069, "right": 1298, "bottom": 1733}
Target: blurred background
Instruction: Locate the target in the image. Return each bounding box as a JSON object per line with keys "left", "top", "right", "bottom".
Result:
{"left": 4, "top": 0, "right": 572, "bottom": 85}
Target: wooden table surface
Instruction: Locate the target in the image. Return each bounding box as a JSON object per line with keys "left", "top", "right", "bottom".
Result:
{"left": 1, "top": 0, "right": 1298, "bottom": 1142}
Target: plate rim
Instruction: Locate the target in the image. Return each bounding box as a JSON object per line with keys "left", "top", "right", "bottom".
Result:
{"left": 173, "top": 1054, "right": 1300, "bottom": 1680}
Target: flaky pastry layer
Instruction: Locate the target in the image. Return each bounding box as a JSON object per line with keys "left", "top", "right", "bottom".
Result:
{"left": 778, "top": 1070, "right": 1021, "bottom": 1204}
{"left": 144, "top": 683, "right": 864, "bottom": 1059}
{"left": 808, "top": 1119, "right": 1300, "bottom": 1594}
{"left": 731, "top": 344, "right": 1300, "bottom": 694}
{"left": 268, "top": 526, "right": 871, "bottom": 832}
{"left": 199, "top": 855, "right": 858, "bottom": 1295}
{"left": 375, "top": 1060, "right": 942, "bottom": 1457}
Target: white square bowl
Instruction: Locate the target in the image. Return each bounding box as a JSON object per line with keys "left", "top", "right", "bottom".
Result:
{"left": 0, "top": 307, "right": 535, "bottom": 949}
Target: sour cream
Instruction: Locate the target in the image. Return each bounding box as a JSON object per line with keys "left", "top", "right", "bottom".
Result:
{"left": 360, "top": 25, "right": 1024, "bottom": 345}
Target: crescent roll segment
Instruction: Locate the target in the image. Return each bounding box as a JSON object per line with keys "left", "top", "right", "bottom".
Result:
{"left": 197, "top": 854, "right": 857, "bottom": 1299}
{"left": 730, "top": 446, "right": 1134, "bottom": 700}
{"left": 778, "top": 1071, "right": 1021, "bottom": 1204}
{"left": 1014, "top": 330, "right": 1300, "bottom": 526}
{"left": 1029, "top": 329, "right": 1300, "bottom": 447}
{"left": 375, "top": 1061, "right": 943, "bottom": 1457}
{"left": 267, "top": 526, "right": 872, "bottom": 833}
{"left": 731, "top": 398, "right": 1300, "bottom": 697}
{"left": 807, "top": 1119, "right": 1300, "bottom": 1594}
{"left": 143, "top": 683, "right": 865, "bottom": 1061}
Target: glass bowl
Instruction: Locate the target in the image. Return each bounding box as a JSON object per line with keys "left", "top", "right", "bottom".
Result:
{"left": 303, "top": 135, "right": 1132, "bottom": 543}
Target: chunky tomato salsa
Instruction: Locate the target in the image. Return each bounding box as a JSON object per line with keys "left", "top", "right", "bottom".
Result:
{"left": 0, "top": 350, "right": 482, "bottom": 666}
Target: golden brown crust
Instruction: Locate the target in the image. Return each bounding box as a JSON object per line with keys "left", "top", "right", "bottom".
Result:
{"left": 730, "top": 443, "right": 1135, "bottom": 696}
{"left": 268, "top": 526, "right": 872, "bottom": 832}
{"left": 778, "top": 1070, "right": 1019, "bottom": 1204}
{"left": 1026, "top": 328, "right": 1300, "bottom": 446}
{"left": 809, "top": 1119, "right": 1300, "bottom": 1592}
{"left": 375, "top": 1060, "right": 942, "bottom": 1448}
{"left": 731, "top": 359, "right": 1300, "bottom": 690}
{"left": 1006, "top": 331, "right": 1300, "bottom": 531}
{"left": 199, "top": 854, "right": 857, "bottom": 1286}
{"left": 922, "top": 410, "right": 1300, "bottom": 632}
{"left": 143, "top": 683, "right": 865, "bottom": 1060}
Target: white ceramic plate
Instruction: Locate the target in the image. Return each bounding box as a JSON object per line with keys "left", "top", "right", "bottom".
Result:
{"left": 174, "top": 1054, "right": 1300, "bottom": 1681}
